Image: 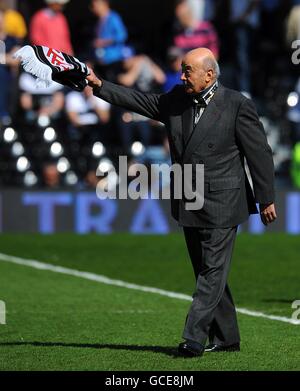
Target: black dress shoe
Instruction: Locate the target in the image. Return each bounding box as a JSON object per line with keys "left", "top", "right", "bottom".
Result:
{"left": 205, "top": 342, "right": 240, "bottom": 352}
{"left": 178, "top": 340, "right": 204, "bottom": 357}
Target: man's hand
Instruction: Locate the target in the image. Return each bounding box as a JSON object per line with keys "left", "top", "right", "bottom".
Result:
{"left": 259, "top": 203, "right": 277, "bottom": 226}
{"left": 86, "top": 68, "right": 102, "bottom": 89}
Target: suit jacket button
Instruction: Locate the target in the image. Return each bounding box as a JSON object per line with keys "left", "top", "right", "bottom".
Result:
{"left": 208, "top": 143, "right": 214, "bottom": 148}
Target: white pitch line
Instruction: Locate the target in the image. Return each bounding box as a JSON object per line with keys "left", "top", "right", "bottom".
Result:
{"left": 0, "top": 252, "right": 299, "bottom": 326}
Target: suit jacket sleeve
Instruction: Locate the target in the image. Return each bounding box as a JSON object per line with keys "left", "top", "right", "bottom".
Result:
{"left": 235, "top": 98, "right": 275, "bottom": 204}
{"left": 93, "top": 79, "right": 167, "bottom": 123}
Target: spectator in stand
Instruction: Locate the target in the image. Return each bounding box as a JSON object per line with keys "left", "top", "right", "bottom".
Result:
{"left": 163, "top": 46, "right": 184, "bottom": 92}
{"left": 65, "top": 86, "right": 111, "bottom": 180}
{"left": 115, "top": 55, "right": 166, "bottom": 151}
{"left": 65, "top": 86, "right": 111, "bottom": 154}
{"left": 229, "top": 0, "right": 261, "bottom": 96}
{"left": 19, "top": 72, "right": 65, "bottom": 125}
{"left": 0, "top": 0, "right": 27, "bottom": 41}
{"left": 173, "top": 0, "right": 219, "bottom": 59}
{"left": 66, "top": 85, "right": 110, "bottom": 129}
{"left": 0, "top": 8, "right": 20, "bottom": 125}
{"left": 30, "top": 0, "right": 73, "bottom": 55}
{"left": 90, "top": 0, "right": 129, "bottom": 80}
{"left": 42, "top": 162, "right": 61, "bottom": 188}
{"left": 117, "top": 55, "right": 166, "bottom": 89}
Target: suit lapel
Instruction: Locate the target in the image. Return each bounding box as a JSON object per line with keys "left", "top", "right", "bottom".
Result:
{"left": 168, "top": 93, "right": 192, "bottom": 158}
{"left": 182, "top": 84, "right": 225, "bottom": 161}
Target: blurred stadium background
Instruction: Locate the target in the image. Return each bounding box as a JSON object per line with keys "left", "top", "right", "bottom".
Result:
{"left": 1, "top": 0, "right": 300, "bottom": 233}
{"left": 0, "top": 0, "right": 300, "bottom": 371}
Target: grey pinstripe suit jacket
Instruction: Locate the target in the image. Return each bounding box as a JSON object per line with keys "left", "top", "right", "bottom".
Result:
{"left": 94, "top": 81, "right": 275, "bottom": 228}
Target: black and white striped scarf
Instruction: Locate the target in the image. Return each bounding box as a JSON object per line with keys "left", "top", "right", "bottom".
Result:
{"left": 14, "top": 45, "right": 89, "bottom": 92}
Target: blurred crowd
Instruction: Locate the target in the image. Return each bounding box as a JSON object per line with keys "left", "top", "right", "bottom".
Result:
{"left": 1, "top": 0, "right": 300, "bottom": 189}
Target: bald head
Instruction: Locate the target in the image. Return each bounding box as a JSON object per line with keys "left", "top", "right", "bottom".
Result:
{"left": 181, "top": 48, "right": 220, "bottom": 94}
{"left": 185, "top": 48, "right": 215, "bottom": 62}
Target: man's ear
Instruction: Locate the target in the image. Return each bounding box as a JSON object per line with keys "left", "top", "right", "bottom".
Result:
{"left": 206, "top": 69, "right": 213, "bottom": 82}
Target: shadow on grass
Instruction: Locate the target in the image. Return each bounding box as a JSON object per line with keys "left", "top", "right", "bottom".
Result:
{"left": 0, "top": 341, "right": 182, "bottom": 357}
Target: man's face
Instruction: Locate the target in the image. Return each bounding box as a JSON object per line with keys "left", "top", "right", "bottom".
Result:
{"left": 175, "top": 1, "right": 193, "bottom": 28}
{"left": 91, "top": 0, "right": 106, "bottom": 15}
{"left": 181, "top": 58, "right": 213, "bottom": 95}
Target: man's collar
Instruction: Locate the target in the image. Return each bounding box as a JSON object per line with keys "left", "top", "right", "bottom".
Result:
{"left": 193, "top": 81, "right": 218, "bottom": 105}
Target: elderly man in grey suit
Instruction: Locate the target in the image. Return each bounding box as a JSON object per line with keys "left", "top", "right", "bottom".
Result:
{"left": 87, "top": 47, "right": 277, "bottom": 357}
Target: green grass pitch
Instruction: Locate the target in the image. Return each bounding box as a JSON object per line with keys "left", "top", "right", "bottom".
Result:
{"left": 0, "top": 233, "right": 299, "bottom": 371}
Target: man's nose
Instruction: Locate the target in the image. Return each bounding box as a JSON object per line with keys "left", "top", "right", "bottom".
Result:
{"left": 181, "top": 73, "right": 186, "bottom": 81}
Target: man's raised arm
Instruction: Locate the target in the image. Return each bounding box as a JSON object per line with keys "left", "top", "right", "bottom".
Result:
{"left": 87, "top": 69, "right": 166, "bottom": 123}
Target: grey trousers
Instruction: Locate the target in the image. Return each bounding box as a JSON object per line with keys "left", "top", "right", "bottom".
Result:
{"left": 182, "top": 226, "right": 240, "bottom": 346}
